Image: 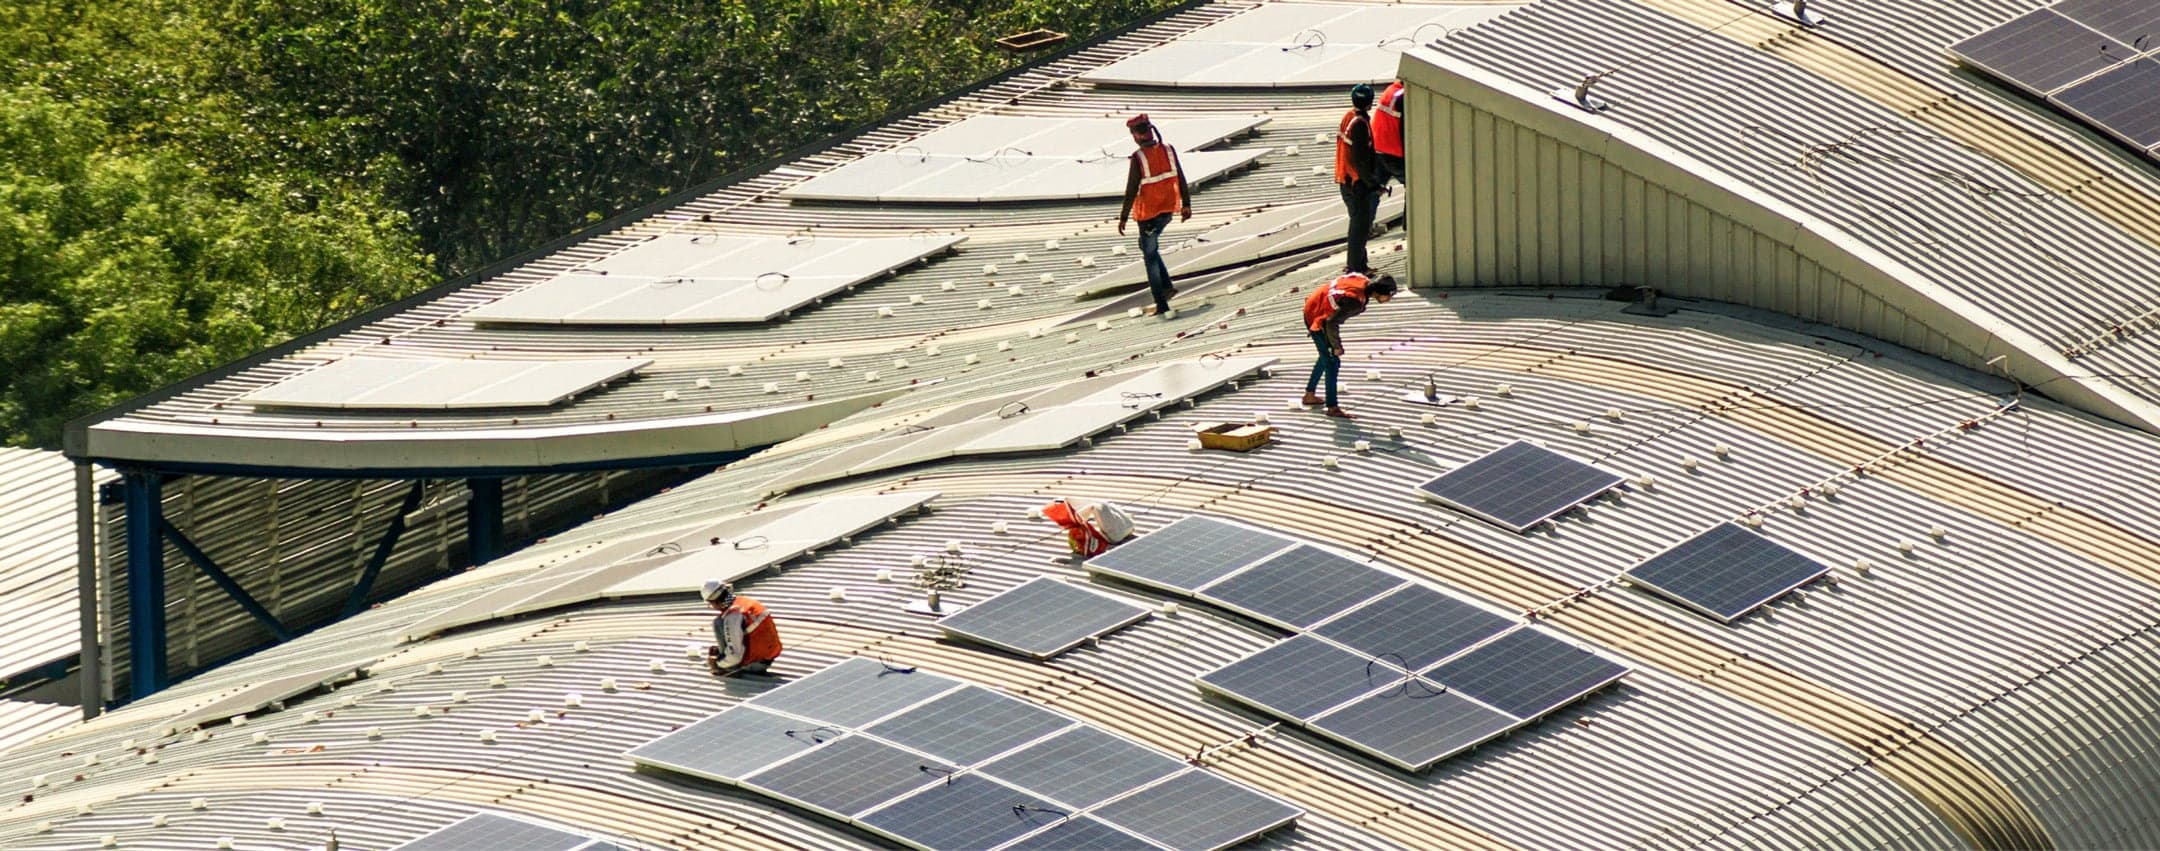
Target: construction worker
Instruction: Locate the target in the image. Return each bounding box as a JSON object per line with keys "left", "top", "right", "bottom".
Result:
{"left": 1373, "top": 79, "right": 1407, "bottom": 187}
{"left": 1334, "top": 84, "right": 1384, "bottom": 274}
{"left": 1117, "top": 114, "right": 1194, "bottom": 316}
{"left": 1302, "top": 271, "right": 1397, "bottom": 419}
{"left": 702, "top": 580, "right": 782, "bottom": 676}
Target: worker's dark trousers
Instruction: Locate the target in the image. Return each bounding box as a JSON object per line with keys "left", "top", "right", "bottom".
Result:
{"left": 1379, "top": 154, "right": 1405, "bottom": 187}
{"left": 1137, "top": 213, "right": 1175, "bottom": 312}
{"left": 1306, "top": 330, "right": 1341, "bottom": 407}
{"left": 1339, "top": 181, "right": 1381, "bottom": 273}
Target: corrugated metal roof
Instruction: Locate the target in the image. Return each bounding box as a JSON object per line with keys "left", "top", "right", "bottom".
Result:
{"left": 0, "top": 448, "right": 106, "bottom": 681}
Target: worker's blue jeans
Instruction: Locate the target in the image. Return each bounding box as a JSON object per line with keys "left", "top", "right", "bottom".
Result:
{"left": 1137, "top": 213, "right": 1174, "bottom": 312}
{"left": 1307, "top": 330, "right": 1340, "bottom": 407}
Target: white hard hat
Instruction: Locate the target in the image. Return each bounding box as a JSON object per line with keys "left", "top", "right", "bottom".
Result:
{"left": 700, "top": 579, "right": 728, "bottom": 601}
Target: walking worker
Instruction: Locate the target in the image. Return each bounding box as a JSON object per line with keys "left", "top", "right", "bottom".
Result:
{"left": 1117, "top": 113, "right": 1193, "bottom": 316}
{"left": 1334, "top": 84, "right": 1384, "bottom": 273}
{"left": 702, "top": 579, "right": 782, "bottom": 676}
{"left": 1301, "top": 271, "right": 1398, "bottom": 419}
{"left": 1374, "top": 79, "right": 1407, "bottom": 186}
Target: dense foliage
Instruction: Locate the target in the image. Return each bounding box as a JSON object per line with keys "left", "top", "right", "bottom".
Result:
{"left": 0, "top": 0, "right": 1177, "bottom": 447}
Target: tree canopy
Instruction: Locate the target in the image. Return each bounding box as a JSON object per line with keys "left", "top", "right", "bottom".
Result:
{"left": 1, "top": 0, "right": 1176, "bottom": 447}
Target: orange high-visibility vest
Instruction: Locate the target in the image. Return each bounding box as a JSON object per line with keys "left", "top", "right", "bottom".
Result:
{"left": 730, "top": 596, "right": 784, "bottom": 664}
{"left": 1131, "top": 143, "right": 1183, "bottom": 221}
{"left": 1333, "top": 109, "right": 1367, "bottom": 184}
{"left": 1374, "top": 81, "right": 1405, "bottom": 157}
{"left": 1305, "top": 273, "right": 1371, "bottom": 331}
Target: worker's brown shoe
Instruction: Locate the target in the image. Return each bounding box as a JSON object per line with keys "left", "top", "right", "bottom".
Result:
{"left": 1300, "top": 393, "right": 1325, "bottom": 406}
{"left": 1325, "top": 407, "right": 1355, "bottom": 419}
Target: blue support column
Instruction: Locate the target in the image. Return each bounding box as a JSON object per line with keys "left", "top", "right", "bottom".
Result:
{"left": 121, "top": 471, "right": 167, "bottom": 700}
{"left": 466, "top": 477, "right": 505, "bottom": 565}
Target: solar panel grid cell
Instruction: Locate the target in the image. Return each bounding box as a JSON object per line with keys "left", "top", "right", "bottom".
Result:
{"left": 978, "top": 726, "right": 1185, "bottom": 809}
{"left": 1423, "top": 629, "right": 1630, "bottom": 718}
{"left": 1308, "top": 685, "right": 1519, "bottom": 770}
{"left": 935, "top": 577, "right": 1151, "bottom": 658}
{"left": 625, "top": 705, "right": 829, "bottom": 783}
{"left": 1624, "top": 522, "right": 1833, "bottom": 622}
{"left": 862, "top": 686, "right": 1075, "bottom": 765}
{"left": 2054, "top": 0, "right": 2160, "bottom": 45}
{"left": 741, "top": 734, "right": 951, "bottom": 819}
{"left": 391, "top": 813, "right": 595, "bottom": 851}
{"left": 998, "top": 816, "right": 1155, "bottom": 850}
{"left": 2056, "top": 59, "right": 2160, "bottom": 147}
{"left": 1413, "top": 441, "right": 1623, "bottom": 532}
{"left": 1197, "top": 544, "right": 1406, "bottom": 629}
{"left": 1085, "top": 515, "right": 1294, "bottom": 592}
{"left": 1092, "top": 770, "right": 1302, "bottom": 851}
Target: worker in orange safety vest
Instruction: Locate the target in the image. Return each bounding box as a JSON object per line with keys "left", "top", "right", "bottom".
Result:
{"left": 1117, "top": 113, "right": 1194, "bottom": 317}
{"left": 1334, "top": 84, "right": 1384, "bottom": 274}
{"left": 1373, "top": 80, "right": 1406, "bottom": 187}
{"left": 1302, "top": 271, "right": 1397, "bottom": 418}
{"left": 703, "top": 579, "right": 782, "bottom": 676}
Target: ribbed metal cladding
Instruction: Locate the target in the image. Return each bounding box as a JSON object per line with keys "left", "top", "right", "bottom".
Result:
{"left": 1407, "top": 0, "right": 2160, "bottom": 416}
{"left": 0, "top": 448, "right": 109, "bottom": 681}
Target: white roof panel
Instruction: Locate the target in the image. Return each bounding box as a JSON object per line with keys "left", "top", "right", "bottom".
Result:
{"left": 240, "top": 357, "right": 649, "bottom": 411}
{"left": 785, "top": 149, "right": 1267, "bottom": 203}
{"left": 583, "top": 233, "right": 757, "bottom": 276}
{"left": 900, "top": 115, "right": 1266, "bottom": 158}
{"left": 1082, "top": 3, "right": 1519, "bottom": 88}
{"left": 1066, "top": 195, "right": 1406, "bottom": 299}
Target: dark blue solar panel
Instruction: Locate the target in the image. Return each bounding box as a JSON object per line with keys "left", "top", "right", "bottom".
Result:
{"left": 1309, "top": 684, "right": 1519, "bottom": 771}
{"left": 1950, "top": 10, "right": 2134, "bottom": 94}
{"left": 1313, "top": 585, "right": 1515, "bottom": 671}
{"left": 750, "top": 656, "right": 959, "bottom": 728}
{"left": 1001, "top": 816, "right": 1150, "bottom": 850}
{"left": 1198, "top": 545, "right": 1406, "bottom": 630}
{"left": 1085, "top": 515, "right": 1292, "bottom": 592}
{"left": 862, "top": 686, "right": 1072, "bottom": 765}
{"left": 627, "top": 705, "right": 831, "bottom": 783}
{"left": 2053, "top": 0, "right": 2160, "bottom": 46}
{"left": 1197, "top": 635, "right": 1388, "bottom": 719}
{"left": 1424, "top": 629, "right": 1627, "bottom": 719}
{"left": 1092, "top": 771, "right": 1301, "bottom": 851}
{"left": 393, "top": 813, "right": 592, "bottom": 851}
{"left": 1413, "top": 441, "right": 1623, "bottom": 532}
{"left": 742, "top": 735, "right": 949, "bottom": 818}
{"left": 861, "top": 774, "right": 1067, "bottom": 850}
{"left": 978, "top": 726, "right": 1184, "bottom": 809}
{"left": 936, "top": 577, "right": 1150, "bottom": 658}
{"left": 1624, "top": 522, "right": 1833, "bottom": 623}
{"left": 2057, "top": 60, "right": 2160, "bottom": 148}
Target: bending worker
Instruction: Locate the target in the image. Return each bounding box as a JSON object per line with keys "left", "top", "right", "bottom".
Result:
{"left": 1334, "top": 84, "right": 1384, "bottom": 274}
{"left": 1302, "top": 271, "right": 1397, "bottom": 419}
{"left": 1374, "top": 79, "right": 1406, "bottom": 187}
{"left": 702, "top": 579, "right": 782, "bottom": 676}
{"left": 1117, "top": 113, "right": 1193, "bottom": 316}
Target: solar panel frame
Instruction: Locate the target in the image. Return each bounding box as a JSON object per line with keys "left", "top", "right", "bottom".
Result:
{"left": 861, "top": 686, "right": 1075, "bottom": 765}
{"left": 1311, "top": 585, "right": 1518, "bottom": 671}
{"left": 977, "top": 725, "right": 1186, "bottom": 810}
{"left": 1195, "top": 544, "right": 1407, "bottom": 630}
{"left": 935, "top": 577, "right": 1151, "bottom": 658}
{"left": 1422, "top": 629, "right": 1630, "bottom": 719}
{"left": 997, "top": 815, "right": 1158, "bottom": 851}
{"left": 1947, "top": 10, "right": 2134, "bottom": 95}
{"left": 1091, "top": 770, "right": 1303, "bottom": 851}
{"left": 390, "top": 812, "right": 594, "bottom": 851}
{"left": 1196, "top": 635, "right": 1397, "bottom": 720}
{"left": 2055, "top": 59, "right": 2160, "bottom": 149}
{"left": 2052, "top": 0, "right": 2160, "bottom": 46}
{"left": 748, "top": 656, "right": 964, "bottom": 728}
{"left": 1084, "top": 515, "right": 1296, "bottom": 594}
{"left": 741, "top": 734, "right": 953, "bottom": 821}
{"left": 1307, "top": 683, "right": 1521, "bottom": 771}
{"left": 1623, "top": 522, "right": 1835, "bottom": 623}
{"left": 626, "top": 705, "right": 834, "bottom": 784}
{"left": 1411, "top": 440, "right": 1625, "bottom": 533}
{"left": 860, "top": 773, "right": 1071, "bottom": 851}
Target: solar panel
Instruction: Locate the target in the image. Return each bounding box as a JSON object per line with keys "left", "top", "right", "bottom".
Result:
{"left": 741, "top": 734, "right": 950, "bottom": 819}
{"left": 1197, "top": 635, "right": 1388, "bottom": 719}
{"left": 626, "top": 705, "right": 832, "bottom": 783}
{"left": 1313, "top": 585, "right": 1517, "bottom": 671}
{"left": 862, "top": 686, "right": 1074, "bottom": 765}
{"left": 749, "top": 657, "right": 962, "bottom": 728}
{"left": 1308, "top": 684, "right": 1519, "bottom": 771}
{"left": 998, "top": 816, "right": 1151, "bottom": 850}
{"left": 1949, "top": 10, "right": 2133, "bottom": 94}
{"left": 1424, "top": 629, "right": 1628, "bottom": 719}
{"left": 936, "top": 578, "right": 1151, "bottom": 658}
{"left": 1412, "top": 441, "right": 1624, "bottom": 533}
{"left": 861, "top": 773, "right": 1070, "bottom": 850}
{"left": 2057, "top": 60, "right": 2160, "bottom": 149}
{"left": 1092, "top": 770, "right": 1302, "bottom": 851}
{"left": 978, "top": 726, "right": 1185, "bottom": 809}
{"left": 1085, "top": 515, "right": 1293, "bottom": 593}
{"left": 1197, "top": 545, "right": 1406, "bottom": 630}
{"left": 239, "top": 357, "right": 648, "bottom": 411}
{"left": 391, "top": 812, "right": 593, "bottom": 851}
{"left": 1624, "top": 522, "right": 1834, "bottom": 623}
{"left": 2053, "top": 0, "right": 2160, "bottom": 45}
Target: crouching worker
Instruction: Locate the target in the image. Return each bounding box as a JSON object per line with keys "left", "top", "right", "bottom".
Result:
{"left": 1042, "top": 498, "right": 1134, "bottom": 557}
{"left": 703, "top": 579, "right": 782, "bottom": 676}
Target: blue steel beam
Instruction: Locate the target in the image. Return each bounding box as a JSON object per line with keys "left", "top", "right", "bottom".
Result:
{"left": 160, "top": 518, "right": 294, "bottom": 642}
{"left": 467, "top": 477, "right": 505, "bottom": 565}
{"left": 121, "top": 471, "right": 167, "bottom": 699}
{"left": 344, "top": 480, "right": 427, "bottom": 618}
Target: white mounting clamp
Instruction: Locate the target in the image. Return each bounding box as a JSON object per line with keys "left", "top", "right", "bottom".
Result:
{"left": 1773, "top": 0, "right": 1827, "bottom": 28}
{"left": 1551, "top": 74, "right": 1611, "bottom": 113}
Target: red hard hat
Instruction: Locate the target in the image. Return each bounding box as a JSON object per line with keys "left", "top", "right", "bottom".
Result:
{"left": 1125, "top": 113, "right": 1152, "bottom": 130}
